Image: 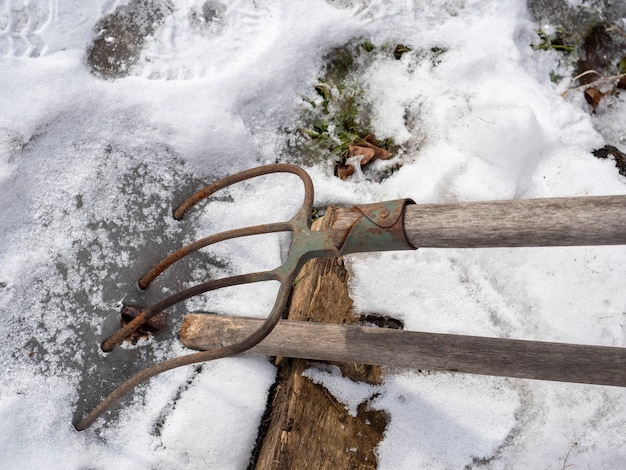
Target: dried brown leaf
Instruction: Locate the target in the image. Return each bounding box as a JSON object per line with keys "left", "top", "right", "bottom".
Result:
{"left": 348, "top": 144, "right": 377, "bottom": 164}
{"left": 584, "top": 87, "right": 604, "bottom": 112}
{"left": 349, "top": 139, "right": 393, "bottom": 162}
{"left": 373, "top": 146, "right": 392, "bottom": 160}
{"left": 337, "top": 164, "right": 355, "bottom": 180}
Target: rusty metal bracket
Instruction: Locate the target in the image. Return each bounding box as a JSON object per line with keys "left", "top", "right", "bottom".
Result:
{"left": 338, "top": 199, "right": 415, "bottom": 255}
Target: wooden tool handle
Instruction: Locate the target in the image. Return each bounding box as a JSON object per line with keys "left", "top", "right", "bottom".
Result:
{"left": 331, "top": 195, "right": 626, "bottom": 249}
{"left": 402, "top": 195, "right": 626, "bottom": 248}
{"left": 180, "top": 314, "right": 626, "bottom": 387}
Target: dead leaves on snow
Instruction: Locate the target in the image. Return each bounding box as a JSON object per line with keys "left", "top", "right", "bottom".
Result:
{"left": 336, "top": 134, "right": 393, "bottom": 180}
{"left": 560, "top": 24, "right": 626, "bottom": 113}
{"left": 583, "top": 87, "right": 605, "bottom": 112}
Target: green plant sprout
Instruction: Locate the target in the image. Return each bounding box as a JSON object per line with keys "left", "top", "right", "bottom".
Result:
{"left": 296, "top": 40, "right": 395, "bottom": 173}
{"left": 533, "top": 28, "right": 575, "bottom": 54}
{"left": 287, "top": 39, "right": 446, "bottom": 178}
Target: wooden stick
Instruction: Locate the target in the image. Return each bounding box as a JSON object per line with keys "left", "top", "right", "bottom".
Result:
{"left": 402, "top": 195, "right": 626, "bottom": 248}
{"left": 561, "top": 72, "right": 626, "bottom": 97}
{"left": 180, "top": 314, "right": 626, "bottom": 387}
{"left": 330, "top": 195, "right": 626, "bottom": 249}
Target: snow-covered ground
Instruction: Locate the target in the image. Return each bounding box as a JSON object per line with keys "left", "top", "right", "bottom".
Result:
{"left": 1, "top": 0, "right": 625, "bottom": 468}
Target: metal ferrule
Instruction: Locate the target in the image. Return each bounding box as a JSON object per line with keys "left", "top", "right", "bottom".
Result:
{"left": 338, "top": 199, "right": 417, "bottom": 255}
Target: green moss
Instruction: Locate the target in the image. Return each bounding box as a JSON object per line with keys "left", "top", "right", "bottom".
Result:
{"left": 532, "top": 28, "right": 576, "bottom": 54}
{"left": 286, "top": 38, "right": 443, "bottom": 178}
{"left": 549, "top": 70, "right": 564, "bottom": 84}
{"left": 531, "top": 27, "right": 578, "bottom": 85}
{"left": 361, "top": 40, "right": 375, "bottom": 53}
{"left": 293, "top": 39, "right": 391, "bottom": 170}
{"left": 393, "top": 44, "right": 412, "bottom": 60}
{"left": 430, "top": 46, "right": 447, "bottom": 67}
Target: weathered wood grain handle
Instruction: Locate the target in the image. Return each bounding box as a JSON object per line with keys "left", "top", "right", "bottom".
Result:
{"left": 180, "top": 314, "right": 626, "bottom": 387}
{"left": 332, "top": 195, "right": 626, "bottom": 248}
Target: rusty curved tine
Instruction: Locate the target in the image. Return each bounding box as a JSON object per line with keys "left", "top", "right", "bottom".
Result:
{"left": 140, "top": 164, "right": 314, "bottom": 289}
{"left": 102, "top": 270, "right": 280, "bottom": 353}
{"left": 138, "top": 222, "right": 293, "bottom": 290}
{"left": 77, "top": 276, "right": 295, "bottom": 431}
{"left": 110, "top": 163, "right": 312, "bottom": 348}
{"left": 78, "top": 163, "right": 316, "bottom": 430}
{"left": 173, "top": 163, "right": 314, "bottom": 221}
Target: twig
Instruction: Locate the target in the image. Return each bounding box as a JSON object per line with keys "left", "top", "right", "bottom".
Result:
{"left": 562, "top": 442, "right": 578, "bottom": 470}
{"left": 561, "top": 72, "right": 626, "bottom": 98}
{"left": 571, "top": 70, "right": 602, "bottom": 83}
{"left": 605, "top": 24, "right": 626, "bottom": 38}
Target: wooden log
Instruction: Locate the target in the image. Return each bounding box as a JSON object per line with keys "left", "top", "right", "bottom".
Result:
{"left": 181, "top": 315, "right": 626, "bottom": 388}
{"left": 240, "top": 208, "right": 387, "bottom": 469}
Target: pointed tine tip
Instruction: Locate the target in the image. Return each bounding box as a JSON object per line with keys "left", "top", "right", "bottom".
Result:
{"left": 172, "top": 207, "right": 186, "bottom": 220}
{"left": 73, "top": 420, "right": 86, "bottom": 432}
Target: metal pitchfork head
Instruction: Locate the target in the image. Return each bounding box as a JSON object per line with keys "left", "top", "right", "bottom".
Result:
{"left": 75, "top": 163, "right": 415, "bottom": 430}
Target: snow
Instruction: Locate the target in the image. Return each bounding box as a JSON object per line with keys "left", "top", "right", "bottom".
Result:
{"left": 302, "top": 364, "right": 382, "bottom": 418}
{"left": 1, "top": 0, "right": 625, "bottom": 468}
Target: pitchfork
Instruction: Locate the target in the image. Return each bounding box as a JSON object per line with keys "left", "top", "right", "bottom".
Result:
{"left": 74, "top": 163, "right": 626, "bottom": 430}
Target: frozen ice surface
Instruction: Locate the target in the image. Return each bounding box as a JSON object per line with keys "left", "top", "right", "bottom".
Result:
{"left": 1, "top": 0, "right": 625, "bottom": 468}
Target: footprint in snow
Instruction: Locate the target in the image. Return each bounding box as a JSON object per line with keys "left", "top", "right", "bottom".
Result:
{"left": 0, "top": 0, "right": 52, "bottom": 57}
{"left": 85, "top": 0, "right": 279, "bottom": 80}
